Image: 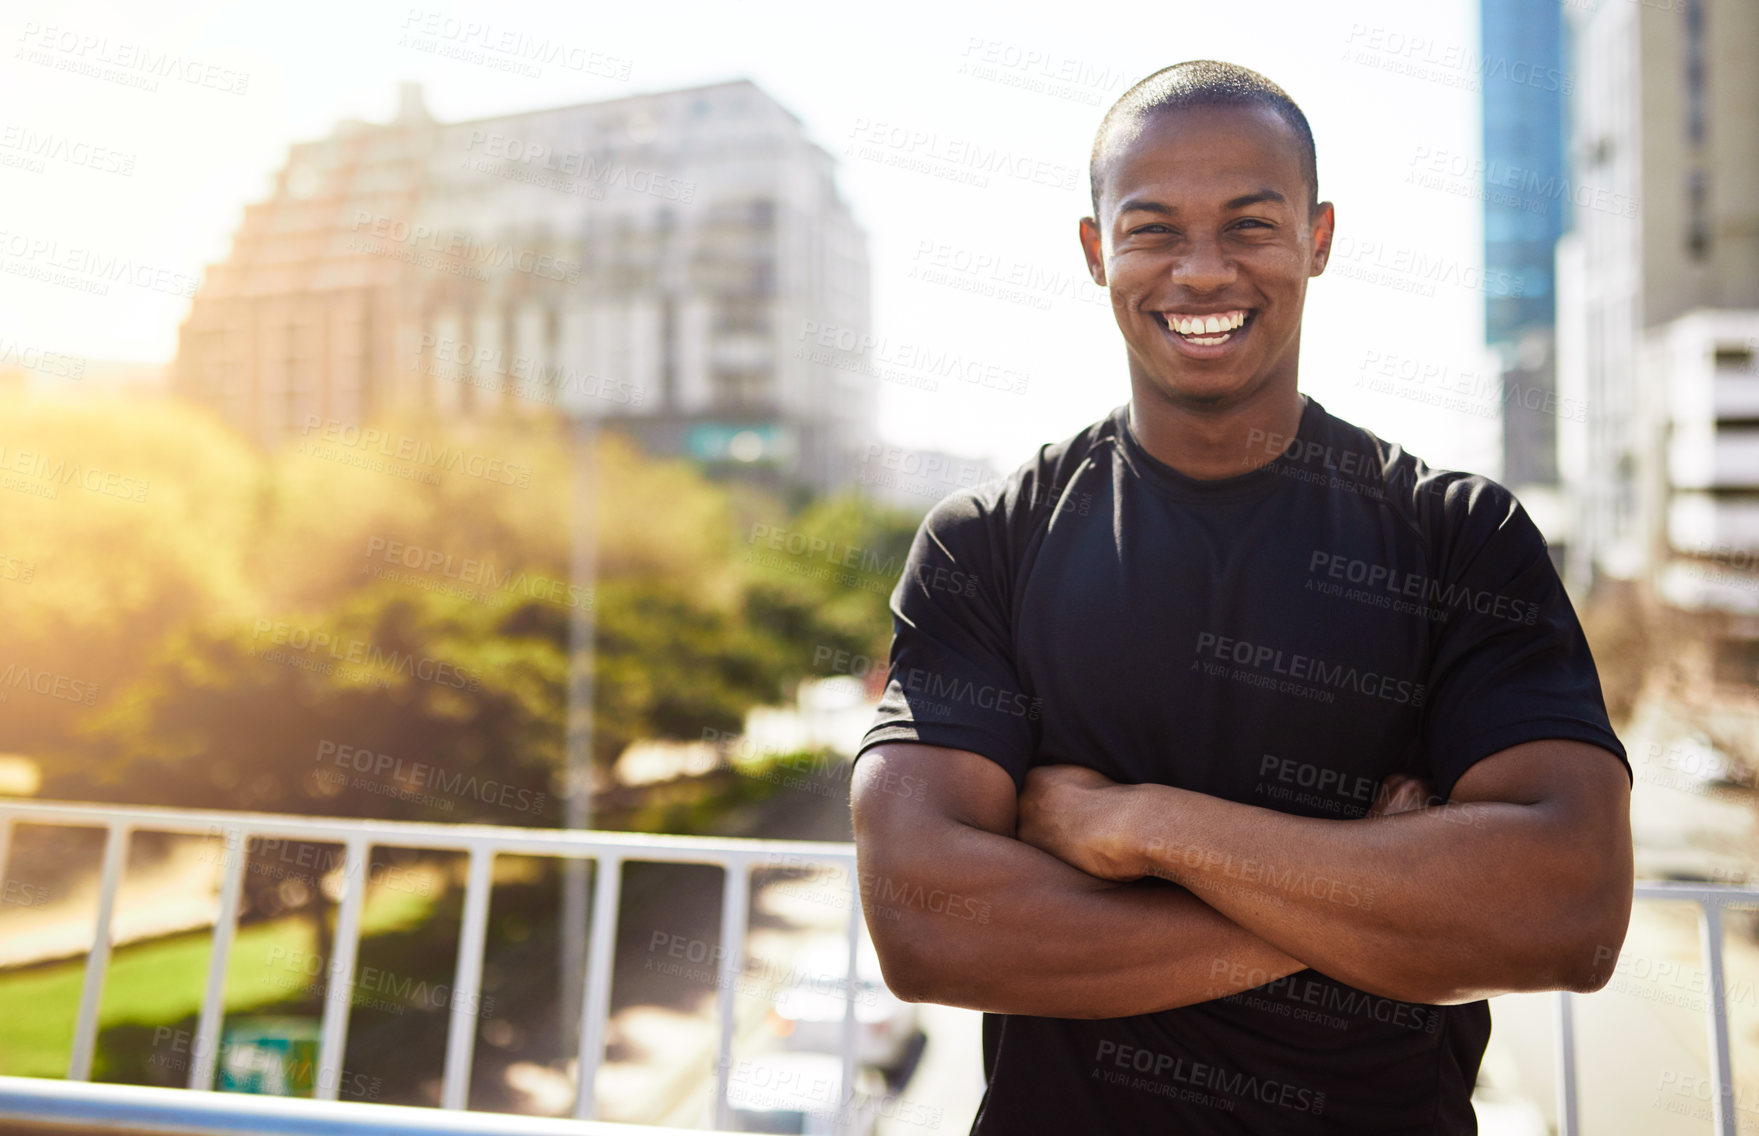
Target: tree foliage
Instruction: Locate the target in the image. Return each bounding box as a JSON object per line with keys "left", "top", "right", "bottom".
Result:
{"left": 0, "top": 390, "right": 922, "bottom": 828}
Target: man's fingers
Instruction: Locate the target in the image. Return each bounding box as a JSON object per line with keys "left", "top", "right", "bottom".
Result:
{"left": 1368, "top": 773, "right": 1437, "bottom": 818}
{"left": 1366, "top": 775, "right": 1402, "bottom": 817}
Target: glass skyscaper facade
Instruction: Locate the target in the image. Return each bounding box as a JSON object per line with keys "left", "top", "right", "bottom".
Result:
{"left": 1482, "top": 0, "right": 1568, "bottom": 487}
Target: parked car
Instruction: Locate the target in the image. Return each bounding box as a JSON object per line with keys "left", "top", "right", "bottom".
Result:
{"left": 766, "top": 935, "right": 923, "bottom": 1076}
{"left": 720, "top": 1050, "right": 886, "bottom": 1135}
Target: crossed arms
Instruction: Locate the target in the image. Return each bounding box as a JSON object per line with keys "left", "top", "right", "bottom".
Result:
{"left": 850, "top": 739, "right": 1632, "bottom": 1017}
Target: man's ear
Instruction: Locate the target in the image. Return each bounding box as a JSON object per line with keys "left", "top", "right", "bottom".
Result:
{"left": 1309, "top": 202, "right": 1335, "bottom": 276}
{"left": 1079, "top": 216, "right": 1107, "bottom": 287}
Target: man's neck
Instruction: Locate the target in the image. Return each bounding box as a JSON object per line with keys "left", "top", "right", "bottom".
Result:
{"left": 1126, "top": 381, "right": 1307, "bottom": 481}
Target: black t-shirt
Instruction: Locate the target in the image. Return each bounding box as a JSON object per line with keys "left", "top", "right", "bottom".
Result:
{"left": 855, "top": 395, "right": 1630, "bottom": 1134}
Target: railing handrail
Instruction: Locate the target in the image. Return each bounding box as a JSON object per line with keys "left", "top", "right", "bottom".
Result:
{"left": 0, "top": 1072, "right": 716, "bottom": 1135}
{"left": 0, "top": 797, "right": 865, "bottom": 1134}
{"left": 1630, "top": 879, "right": 1759, "bottom": 904}
{"left": 0, "top": 797, "right": 858, "bottom": 862}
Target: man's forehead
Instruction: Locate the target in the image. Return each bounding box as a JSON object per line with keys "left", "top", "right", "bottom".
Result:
{"left": 1105, "top": 158, "right": 1304, "bottom": 215}
{"left": 1113, "top": 105, "right": 1299, "bottom": 171}
{"left": 1101, "top": 105, "right": 1305, "bottom": 209}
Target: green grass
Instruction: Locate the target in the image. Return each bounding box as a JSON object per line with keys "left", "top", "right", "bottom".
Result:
{"left": 0, "top": 880, "right": 441, "bottom": 1080}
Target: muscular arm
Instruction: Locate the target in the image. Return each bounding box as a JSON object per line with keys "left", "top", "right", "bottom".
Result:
{"left": 1021, "top": 739, "right": 1632, "bottom": 1006}
{"left": 851, "top": 741, "right": 1305, "bottom": 1019}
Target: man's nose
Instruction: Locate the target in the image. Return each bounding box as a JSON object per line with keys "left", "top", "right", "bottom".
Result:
{"left": 1168, "top": 236, "right": 1237, "bottom": 292}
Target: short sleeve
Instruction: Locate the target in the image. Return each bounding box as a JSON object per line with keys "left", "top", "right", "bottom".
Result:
{"left": 1420, "top": 480, "right": 1632, "bottom": 800}
{"left": 855, "top": 488, "right": 1040, "bottom": 791}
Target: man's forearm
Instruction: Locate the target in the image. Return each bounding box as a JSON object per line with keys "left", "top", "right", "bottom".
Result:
{"left": 1126, "top": 785, "right": 1618, "bottom": 1004}
{"left": 862, "top": 815, "right": 1305, "bottom": 1019}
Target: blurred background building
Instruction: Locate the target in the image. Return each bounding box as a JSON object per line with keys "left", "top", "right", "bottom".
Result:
{"left": 1556, "top": 0, "right": 1759, "bottom": 680}
{"left": 171, "top": 79, "right": 876, "bottom": 495}
{"left": 1481, "top": 0, "right": 1570, "bottom": 572}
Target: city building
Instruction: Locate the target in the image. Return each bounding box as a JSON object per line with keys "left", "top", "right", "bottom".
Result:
{"left": 1556, "top": 0, "right": 1759, "bottom": 674}
{"left": 171, "top": 80, "right": 874, "bottom": 494}
{"left": 1481, "top": 0, "right": 1570, "bottom": 569}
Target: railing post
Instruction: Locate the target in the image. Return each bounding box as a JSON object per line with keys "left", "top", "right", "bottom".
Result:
{"left": 713, "top": 859, "right": 751, "bottom": 1131}
{"left": 1554, "top": 990, "right": 1578, "bottom": 1136}
{"left": 1702, "top": 902, "right": 1737, "bottom": 1136}
{"left": 68, "top": 823, "right": 130, "bottom": 1082}
{"left": 440, "top": 846, "right": 495, "bottom": 1110}
{"left": 573, "top": 854, "right": 622, "bottom": 1121}
{"left": 315, "top": 837, "right": 369, "bottom": 1102}
{"left": 189, "top": 826, "right": 248, "bottom": 1090}
{"left": 836, "top": 864, "right": 861, "bottom": 1136}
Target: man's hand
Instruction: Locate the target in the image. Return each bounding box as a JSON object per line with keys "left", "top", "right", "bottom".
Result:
{"left": 1016, "top": 764, "right": 1144, "bottom": 881}
{"left": 1017, "top": 767, "right": 1437, "bottom": 880}
{"left": 1367, "top": 773, "right": 1436, "bottom": 819}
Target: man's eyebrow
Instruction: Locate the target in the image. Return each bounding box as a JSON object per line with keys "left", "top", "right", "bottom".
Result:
{"left": 1116, "top": 188, "right": 1289, "bottom": 216}
{"left": 1225, "top": 189, "right": 1287, "bottom": 209}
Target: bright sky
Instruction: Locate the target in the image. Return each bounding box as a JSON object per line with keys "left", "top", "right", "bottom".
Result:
{"left": 0, "top": 0, "right": 1505, "bottom": 477}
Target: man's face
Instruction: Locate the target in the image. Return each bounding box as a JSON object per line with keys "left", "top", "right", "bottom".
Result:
{"left": 1079, "top": 104, "right": 1333, "bottom": 409}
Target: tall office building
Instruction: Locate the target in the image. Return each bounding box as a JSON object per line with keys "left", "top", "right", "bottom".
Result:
{"left": 1556, "top": 0, "right": 1759, "bottom": 671}
{"left": 172, "top": 80, "right": 874, "bottom": 494}
{"left": 1481, "top": 0, "right": 1570, "bottom": 566}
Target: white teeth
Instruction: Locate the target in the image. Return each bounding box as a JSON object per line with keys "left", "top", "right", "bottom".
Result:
{"left": 1164, "top": 310, "right": 1247, "bottom": 337}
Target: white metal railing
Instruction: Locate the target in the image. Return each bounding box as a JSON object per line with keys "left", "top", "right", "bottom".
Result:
{"left": 1554, "top": 880, "right": 1759, "bottom": 1136}
{"left": 0, "top": 798, "right": 863, "bottom": 1133}
{"left": 8, "top": 800, "right": 1759, "bottom": 1133}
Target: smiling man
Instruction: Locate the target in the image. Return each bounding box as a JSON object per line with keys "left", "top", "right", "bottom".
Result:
{"left": 850, "top": 61, "right": 1633, "bottom": 1132}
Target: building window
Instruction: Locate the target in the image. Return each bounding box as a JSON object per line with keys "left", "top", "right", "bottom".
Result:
{"left": 1685, "top": 0, "right": 1706, "bottom": 143}
{"left": 717, "top": 298, "right": 767, "bottom": 335}
{"left": 1688, "top": 170, "right": 1710, "bottom": 259}
{"left": 1714, "top": 343, "right": 1756, "bottom": 373}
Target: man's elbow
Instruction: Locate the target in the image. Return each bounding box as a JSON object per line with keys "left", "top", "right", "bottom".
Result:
{"left": 869, "top": 932, "right": 935, "bottom": 1005}
{"left": 1540, "top": 888, "right": 1632, "bottom": 995}
{"left": 1553, "top": 917, "right": 1629, "bottom": 994}
{"left": 872, "top": 923, "right": 979, "bottom": 1007}
{"left": 1422, "top": 888, "right": 1631, "bottom": 1002}
{"left": 868, "top": 904, "right": 995, "bottom": 1008}
{"left": 858, "top": 869, "right": 950, "bottom": 1005}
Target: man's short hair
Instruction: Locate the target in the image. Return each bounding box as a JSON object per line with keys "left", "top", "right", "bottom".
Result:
{"left": 1089, "top": 60, "right": 1319, "bottom": 221}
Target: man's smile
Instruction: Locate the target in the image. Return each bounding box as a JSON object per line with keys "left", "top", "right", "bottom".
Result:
{"left": 1151, "top": 307, "right": 1257, "bottom": 356}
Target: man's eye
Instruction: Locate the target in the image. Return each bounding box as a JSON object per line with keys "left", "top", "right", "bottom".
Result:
{"left": 1235, "top": 219, "right": 1271, "bottom": 229}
